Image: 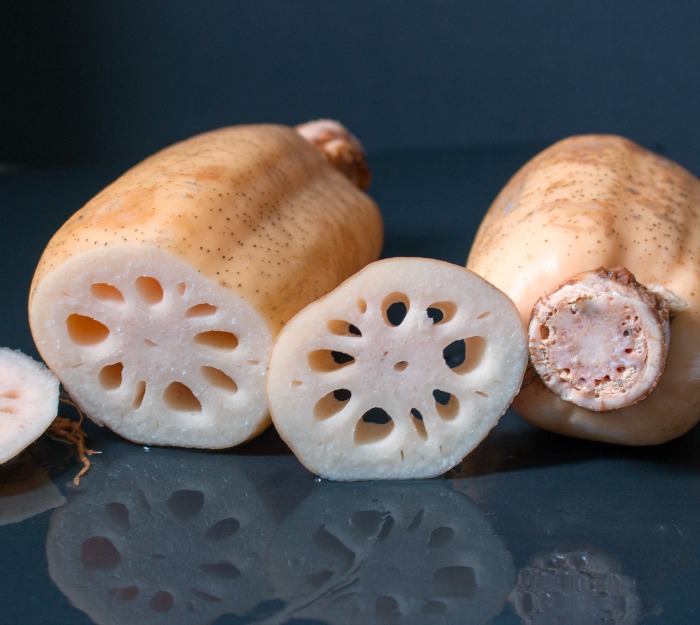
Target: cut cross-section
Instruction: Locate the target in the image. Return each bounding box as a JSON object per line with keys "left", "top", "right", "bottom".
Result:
{"left": 28, "top": 122, "right": 384, "bottom": 450}
{"left": 28, "top": 246, "right": 272, "bottom": 448}
{"left": 0, "top": 348, "right": 60, "bottom": 464}
{"left": 267, "top": 258, "right": 528, "bottom": 480}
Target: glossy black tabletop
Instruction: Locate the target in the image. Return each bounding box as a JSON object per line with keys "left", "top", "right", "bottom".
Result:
{"left": 1, "top": 145, "right": 698, "bottom": 625}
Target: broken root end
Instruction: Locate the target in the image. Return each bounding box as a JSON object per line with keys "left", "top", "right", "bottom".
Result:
{"left": 528, "top": 266, "right": 673, "bottom": 412}
{"left": 296, "top": 119, "right": 372, "bottom": 191}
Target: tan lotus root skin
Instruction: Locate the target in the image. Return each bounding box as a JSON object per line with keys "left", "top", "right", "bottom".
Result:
{"left": 267, "top": 257, "right": 528, "bottom": 480}
{"left": 467, "top": 134, "right": 700, "bottom": 445}
{"left": 28, "top": 122, "right": 382, "bottom": 449}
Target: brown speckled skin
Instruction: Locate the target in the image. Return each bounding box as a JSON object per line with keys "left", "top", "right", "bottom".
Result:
{"left": 30, "top": 124, "right": 383, "bottom": 334}
{"left": 467, "top": 135, "right": 700, "bottom": 444}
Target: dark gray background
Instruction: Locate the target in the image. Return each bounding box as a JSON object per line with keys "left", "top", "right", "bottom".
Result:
{"left": 3, "top": 0, "right": 700, "bottom": 172}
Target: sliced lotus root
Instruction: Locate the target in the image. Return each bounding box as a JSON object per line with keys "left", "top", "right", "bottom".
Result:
{"left": 46, "top": 446, "right": 274, "bottom": 625}
{"left": 267, "top": 257, "right": 528, "bottom": 480}
{"left": 29, "top": 246, "right": 272, "bottom": 449}
{"left": 266, "top": 480, "right": 514, "bottom": 624}
{"left": 28, "top": 122, "right": 382, "bottom": 450}
{"left": 0, "top": 347, "right": 60, "bottom": 464}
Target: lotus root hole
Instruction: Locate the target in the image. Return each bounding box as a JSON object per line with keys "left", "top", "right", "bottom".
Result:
{"left": 201, "top": 366, "right": 238, "bottom": 393}
{"left": 354, "top": 407, "right": 394, "bottom": 444}
{"left": 90, "top": 282, "right": 125, "bottom": 303}
{"left": 163, "top": 382, "right": 201, "bottom": 412}
{"left": 135, "top": 276, "right": 164, "bottom": 304}
{"left": 382, "top": 292, "right": 410, "bottom": 327}
{"left": 327, "top": 319, "right": 362, "bottom": 337}
{"left": 433, "top": 389, "right": 460, "bottom": 420}
{"left": 185, "top": 303, "right": 218, "bottom": 317}
{"left": 410, "top": 408, "right": 428, "bottom": 439}
{"left": 133, "top": 381, "right": 146, "bottom": 409}
{"left": 308, "top": 349, "right": 355, "bottom": 372}
{"left": 444, "top": 336, "right": 486, "bottom": 375}
{"left": 427, "top": 301, "right": 457, "bottom": 325}
{"left": 194, "top": 330, "right": 239, "bottom": 351}
{"left": 0, "top": 403, "right": 17, "bottom": 415}
{"left": 66, "top": 313, "right": 110, "bottom": 346}
{"left": 99, "top": 362, "right": 124, "bottom": 390}
{"left": 314, "top": 388, "right": 352, "bottom": 420}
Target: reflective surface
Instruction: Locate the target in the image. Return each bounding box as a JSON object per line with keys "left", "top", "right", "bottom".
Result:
{"left": 1, "top": 147, "right": 699, "bottom": 624}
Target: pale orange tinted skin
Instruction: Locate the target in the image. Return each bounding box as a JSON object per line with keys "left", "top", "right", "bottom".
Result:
{"left": 27, "top": 123, "right": 382, "bottom": 448}
{"left": 30, "top": 124, "right": 382, "bottom": 334}
{"left": 467, "top": 135, "right": 700, "bottom": 444}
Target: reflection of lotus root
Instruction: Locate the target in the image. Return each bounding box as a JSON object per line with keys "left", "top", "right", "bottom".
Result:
{"left": 267, "top": 480, "right": 514, "bottom": 624}
{"left": 512, "top": 549, "right": 643, "bottom": 625}
{"left": 0, "top": 457, "right": 64, "bottom": 525}
{"left": 46, "top": 448, "right": 274, "bottom": 625}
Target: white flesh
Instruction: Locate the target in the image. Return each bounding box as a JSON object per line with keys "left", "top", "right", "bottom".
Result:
{"left": 0, "top": 347, "right": 59, "bottom": 464}
{"left": 267, "top": 258, "right": 528, "bottom": 480}
{"left": 29, "top": 245, "right": 272, "bottom": 448}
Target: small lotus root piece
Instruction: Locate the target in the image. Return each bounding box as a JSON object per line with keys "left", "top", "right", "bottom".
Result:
{"left": 267, "top": 258, "right": 528, "bottom": 480}
{"left": 0, "top": 347, "right": 59, "bottom": 464}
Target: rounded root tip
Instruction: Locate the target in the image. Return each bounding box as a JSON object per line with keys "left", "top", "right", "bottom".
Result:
{"left": 528, "top": 266, "right": 671, "bottom": 411}
{"left": 295, "top": 119, "right": 372, "bottom": 191}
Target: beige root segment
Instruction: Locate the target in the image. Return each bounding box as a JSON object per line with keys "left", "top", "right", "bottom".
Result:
{"left": 29, "top": 121, "right": 382, "bottom": 450}
{"left": 467, "top": 134, "right": 700, "bottom": 445}
{"left": 529, "top": 267, "right": 671, "bottom": 411}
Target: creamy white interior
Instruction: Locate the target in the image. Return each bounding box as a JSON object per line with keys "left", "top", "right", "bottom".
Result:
{"left": 267, "top": 257, "right": 528, "bottom": 480}
{"left": 29, "top": 245, "right": 273, "bottom": 448}
{"left": 0, "top": 347, "right": 60, "bottom": 464}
